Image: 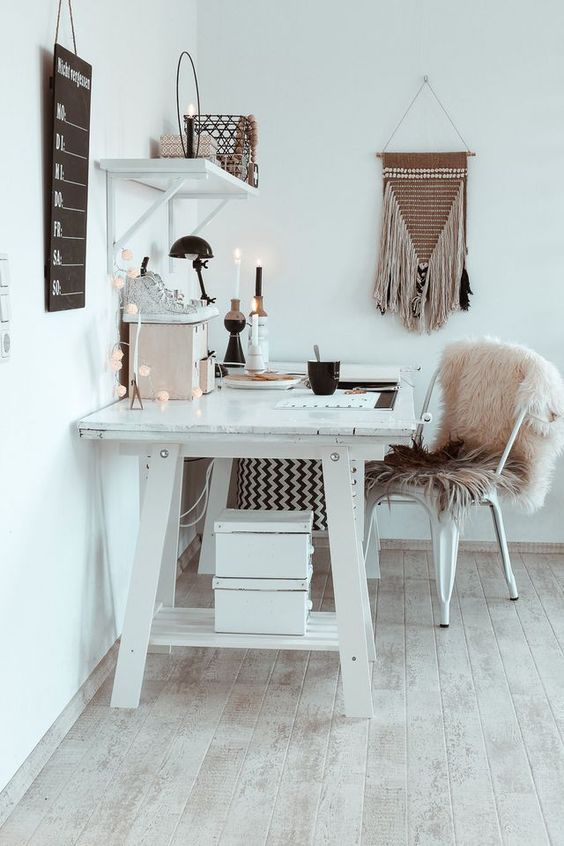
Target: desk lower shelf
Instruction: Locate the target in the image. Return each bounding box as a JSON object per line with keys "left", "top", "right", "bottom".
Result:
{"left": 150, "top": 607, "right": 340, "bottom": 651}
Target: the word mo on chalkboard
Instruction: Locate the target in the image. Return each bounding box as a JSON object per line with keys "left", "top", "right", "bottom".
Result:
{"left": 47, "top": 43, "right": 92, "bottom": 311}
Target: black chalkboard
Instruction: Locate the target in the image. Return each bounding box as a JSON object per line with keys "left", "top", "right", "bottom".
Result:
{"left": 47, "top": 44, "right": 92, "bottom": 311}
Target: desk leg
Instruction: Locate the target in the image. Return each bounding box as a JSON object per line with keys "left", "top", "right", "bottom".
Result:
{"left": 198, "top": 458, "right": 233, "bottom": 575}
{"left": 322, "top": 448, "right": 374, "bottom": 718}
{"left": 111, "top": 443, "right": 180, "bottom": 708}
{"left": 156, "top": 456, "right": 183, "bottom": 607}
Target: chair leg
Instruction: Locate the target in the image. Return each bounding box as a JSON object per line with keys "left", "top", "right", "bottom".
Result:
{"left": 488, "top": 494, "right": 519, "bottom": 600}
{"left": 429, "top": 512, "right": 460, "bottom": 627}
{"left": 363, "top": 502, "right": 381, "bottom": 580}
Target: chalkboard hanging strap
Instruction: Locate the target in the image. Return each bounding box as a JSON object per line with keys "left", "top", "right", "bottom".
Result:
{"left": 55, "top": 0, "right": 77, "bottom": 54}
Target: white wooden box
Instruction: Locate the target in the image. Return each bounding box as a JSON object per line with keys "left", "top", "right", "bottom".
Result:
{"left": 199, "top": 355, "right": 216, "bottom": 393}
{"left": 129, "top": 322, "right": 208, "bottom": 400}
{"left": 213, "top": 570, "right": 313, "bottom": 636}
{"left": 214, "top": 509, "right": 314, "bottom": 579}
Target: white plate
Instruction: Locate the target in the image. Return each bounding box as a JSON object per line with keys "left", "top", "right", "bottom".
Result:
{"left": 223, "top": 375, "right": 303, "bottom": 390}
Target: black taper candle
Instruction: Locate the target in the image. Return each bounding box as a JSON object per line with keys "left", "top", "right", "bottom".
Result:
{"left": 255, "top": 263, "right": 263, "bottom": 296}
{"left": 184, "top": 115, "right": 194, "bottom": 158}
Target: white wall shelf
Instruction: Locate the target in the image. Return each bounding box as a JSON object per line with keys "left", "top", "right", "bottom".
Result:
{"left": 100, "top": 158, "right": 258, "bottom": 272}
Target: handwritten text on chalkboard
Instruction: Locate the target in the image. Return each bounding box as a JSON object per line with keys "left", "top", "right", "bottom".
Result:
{"left": 47, "top": 44, "right": 92, "bottom": 311}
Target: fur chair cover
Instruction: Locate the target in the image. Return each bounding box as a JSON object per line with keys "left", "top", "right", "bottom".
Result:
{"left": 366, "top": 338, "right": 564, "bottom": 516}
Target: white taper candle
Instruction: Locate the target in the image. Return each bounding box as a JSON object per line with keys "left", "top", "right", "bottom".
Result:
{"left": 251, "top": 312, "right": 259, "bottom": 346}
{"left": 234, "top": 248, "right": 241, "bottom": 299}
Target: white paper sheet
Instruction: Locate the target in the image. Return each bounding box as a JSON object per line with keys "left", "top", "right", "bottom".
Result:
{"left": 275, "top": 391, "right": 380, "bottom": 410}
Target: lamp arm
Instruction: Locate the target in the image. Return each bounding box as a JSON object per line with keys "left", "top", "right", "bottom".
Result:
{"left": 193, "top": 259, "right": 216, "bottom": 304}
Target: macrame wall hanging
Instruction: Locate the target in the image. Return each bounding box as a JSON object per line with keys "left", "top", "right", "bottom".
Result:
{"left": 374, "top": 77, "right": 475, "bottom": 333}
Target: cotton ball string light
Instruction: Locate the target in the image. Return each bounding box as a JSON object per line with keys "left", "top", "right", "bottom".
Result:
{"left": 192, "top": 387, "right": 203, "bottom": 399}
{"left": 110, "top": 358, "right": 122, "bottom": 372}
{"left": 139, "top": 364, "right": 151, "bottom": 377}
{"left": 121, "top": 249, "right": 133, "bottom": 261}
{"left": 126, "top": 302, "right": 138, "bottom": 315}
{"left": 155, "top": 390, "right": 170, "bottom": 403}
{"left": 127, "top": 267, "right": 140, "bottom": 279}
{"left": 113, "top": 347, "right": 124, "bottom": 360}
{"left": 112, "top": 275, "right": 125, "bottom": 289}
{"left": 115, "top": 384, "right": 127, "bottom": 398}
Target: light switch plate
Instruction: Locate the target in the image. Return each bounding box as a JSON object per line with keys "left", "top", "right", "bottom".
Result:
{"left": 0, "top": 255, "right": 9, "bottom": 288}
{"left": 0, "top": 330, "right": 10, "bottom": 358}
{"left": 0, "top": 254, "right": 10, "bottom": 360}
{"left": 0, "top": 294, "right": 10, "bottom": 322}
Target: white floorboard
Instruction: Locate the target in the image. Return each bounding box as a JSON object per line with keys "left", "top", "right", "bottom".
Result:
{"left": 3, "top": 549, "right": 564, "bottom": 845}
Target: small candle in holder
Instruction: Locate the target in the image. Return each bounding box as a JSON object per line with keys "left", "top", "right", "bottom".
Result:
{"left": 255, "top": 259, "right": 263, "bottom": 296}
{"left": 185, "top": 103, "right": 196, "bottom": 158}
{"left": 234, "top": 248, "right": 241, "bottom": 299}
{"left": 251, "top": 312, "right": 259, "bottom": 346}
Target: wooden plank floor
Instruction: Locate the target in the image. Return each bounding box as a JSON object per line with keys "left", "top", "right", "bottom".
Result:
{"left": 3, "top": 548, "right": 564, "bottom": 845}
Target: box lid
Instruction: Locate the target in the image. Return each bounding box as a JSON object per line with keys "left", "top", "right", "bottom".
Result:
{"left": 213, "top": 569, "right": 312, "bottom": 592}
{"left": 215, "top": 509, "right": 314, "bottom": 534}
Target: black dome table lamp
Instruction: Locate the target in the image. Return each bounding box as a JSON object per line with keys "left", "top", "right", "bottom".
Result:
{"left": 169, "top": 235, "right": 216, "bottom": 304}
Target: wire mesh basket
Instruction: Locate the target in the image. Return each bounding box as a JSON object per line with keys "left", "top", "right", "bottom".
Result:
{"left": 193, "top": 114, "right": 258, "bottom": 187}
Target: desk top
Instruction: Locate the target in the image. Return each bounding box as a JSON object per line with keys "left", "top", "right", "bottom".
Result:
{"left": 78, "top": 384, "right": 416, "bottom": 442}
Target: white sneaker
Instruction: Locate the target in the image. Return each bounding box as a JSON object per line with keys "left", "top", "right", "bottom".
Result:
{"left": 124, "top": 271, "right": 219, "bottom": 324}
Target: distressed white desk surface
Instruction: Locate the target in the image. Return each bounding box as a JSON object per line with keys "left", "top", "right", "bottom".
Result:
{"left": 77, "top": 383, "right": 416, "bottom": 719}
{"left": 78, "top": 384, "right": 415, "bottom": 442}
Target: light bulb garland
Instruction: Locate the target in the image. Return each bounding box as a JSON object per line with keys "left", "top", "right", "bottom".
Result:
{"left": 109, "top": 247, "right": 203, "bottom": 404}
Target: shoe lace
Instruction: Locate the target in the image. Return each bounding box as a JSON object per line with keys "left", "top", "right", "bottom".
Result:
{"left": 148, "top": 274, "right": 183, "bottom": 304}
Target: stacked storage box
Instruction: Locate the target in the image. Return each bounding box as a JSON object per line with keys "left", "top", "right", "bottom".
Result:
{"left": 213, "top": 509, "right": 314, "bottom": 635}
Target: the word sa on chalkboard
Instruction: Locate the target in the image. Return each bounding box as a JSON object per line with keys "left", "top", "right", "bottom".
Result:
{"left": 46, "top": 43, "right": 92, "bottom": 311}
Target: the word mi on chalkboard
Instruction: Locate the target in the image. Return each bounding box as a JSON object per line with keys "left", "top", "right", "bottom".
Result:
{"left": 47, "top": 43, "right": 92, "bottom": 312}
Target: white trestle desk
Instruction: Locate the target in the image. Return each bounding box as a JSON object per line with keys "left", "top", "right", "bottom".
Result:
{"left": 78, "top": 380, "right": 416, "bottom": 718}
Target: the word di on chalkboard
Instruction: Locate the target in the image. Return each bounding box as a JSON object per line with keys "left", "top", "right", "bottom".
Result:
{"left": 46, "top": 43, "right": 92, "bottom": 311}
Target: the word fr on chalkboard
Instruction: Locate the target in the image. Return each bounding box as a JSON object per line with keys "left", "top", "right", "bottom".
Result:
{"left": 47, "top": 43, "right": 92, "bottom": 311}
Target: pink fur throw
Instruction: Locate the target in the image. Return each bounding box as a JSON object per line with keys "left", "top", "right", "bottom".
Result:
{"left": 434, "top": 338, "right": 564, "bottom": 511}
{"left": 366, "top": 338, "right": 564, "bottom": 516}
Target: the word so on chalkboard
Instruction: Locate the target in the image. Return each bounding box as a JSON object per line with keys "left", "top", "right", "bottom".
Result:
{"left": 47, "top": 44, "right": 92, "bottom": 311}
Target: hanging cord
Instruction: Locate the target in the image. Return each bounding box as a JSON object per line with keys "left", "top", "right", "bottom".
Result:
{"left": 380, "top": 76, "right": 474, "bottom": 155}
{"left": 179, "top": 460, "right": 215, "bottom": 528}
{"left": 176, "top": 50, "right": 201, "bottom": 159}
{"left": 54, "top": 0, "right": 77, "bottom": 54}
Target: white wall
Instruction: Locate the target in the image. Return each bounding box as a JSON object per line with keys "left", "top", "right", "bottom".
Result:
{"left": 1, "top": 0, "right": 562, "bottom": 795}
{"left": 0, "top": 0, "right": 198, "bottom": 791}
{"left": 198, "top": 0, "right": 564, "bottom": 543}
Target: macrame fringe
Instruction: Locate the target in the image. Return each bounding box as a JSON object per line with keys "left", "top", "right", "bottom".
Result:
{"left": 374, "top": 182, "right": 421, "bottom": 331}
{"left": 426, "top": 183, "right": 465, "bottom": 330}
{"left": 374, "top": 179, "right": 470, "bottom": 333}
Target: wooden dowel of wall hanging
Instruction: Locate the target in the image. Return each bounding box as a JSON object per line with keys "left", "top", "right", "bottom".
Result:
{"left": 376, "top": 151, "right": 477, "bottom": 158}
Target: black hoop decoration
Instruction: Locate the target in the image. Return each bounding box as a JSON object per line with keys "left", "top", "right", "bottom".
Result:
{"left": 176, "top": 51, "right": 201, "bottom": 159}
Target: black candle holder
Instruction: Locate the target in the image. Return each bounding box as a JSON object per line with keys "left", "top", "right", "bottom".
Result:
{"left": 223, "top": 298, "right": 246, "bottom": 367}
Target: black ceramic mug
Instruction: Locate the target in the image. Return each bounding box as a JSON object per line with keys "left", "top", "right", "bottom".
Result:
{"left": 307, "top": 360, "right": 340, "bottom": 396}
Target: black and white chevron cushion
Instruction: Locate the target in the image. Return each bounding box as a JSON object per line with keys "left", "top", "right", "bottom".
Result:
{"left": 236, "top": 459, "right": 327, "bottom": 531}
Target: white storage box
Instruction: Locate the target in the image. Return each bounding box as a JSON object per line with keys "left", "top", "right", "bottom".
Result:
{"left": 213, "top": 569, "right": 313, "bottom": 635}
{"left": 214, "top": 509, "right": 314, "bottom": 579}
{"left": 129, "top": 322, "right": 208, "bottom": 400}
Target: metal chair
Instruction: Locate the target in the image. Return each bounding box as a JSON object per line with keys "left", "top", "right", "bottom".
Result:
{"left": 364, "top": 368, "right": 527, "bottom": 627}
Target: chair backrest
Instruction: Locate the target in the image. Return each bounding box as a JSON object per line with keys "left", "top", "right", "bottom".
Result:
{"left": 432, "top": 338, "right": 564, "bottom": 511}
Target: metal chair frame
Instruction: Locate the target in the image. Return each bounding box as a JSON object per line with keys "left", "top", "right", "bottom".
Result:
{"left": 364, "top": 368, "right": 528, "bottom": 626}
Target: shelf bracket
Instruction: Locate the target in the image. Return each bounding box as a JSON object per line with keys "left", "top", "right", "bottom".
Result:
{"left": 167, "top": 196, "right": 230, "bottom": 271}
{"left": 106, "top": 176, "right": 189, "bottom": 273}
{"left": 191, "top": 198, "right": 229, "bottom": 237}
